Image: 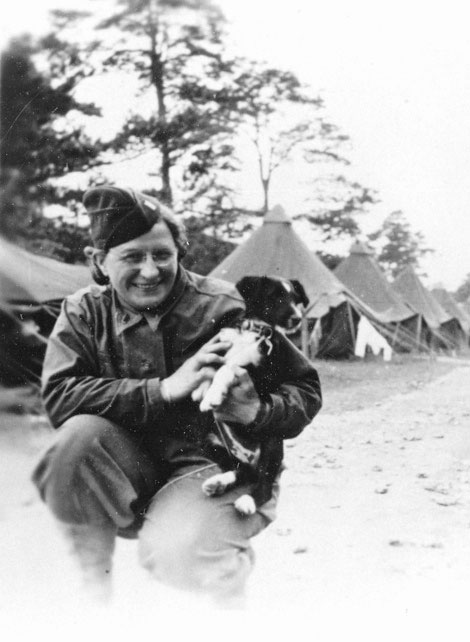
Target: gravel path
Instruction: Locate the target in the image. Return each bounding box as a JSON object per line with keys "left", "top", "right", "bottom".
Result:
{"left": 250, "top": 362, "right": 470, "bottom": 618}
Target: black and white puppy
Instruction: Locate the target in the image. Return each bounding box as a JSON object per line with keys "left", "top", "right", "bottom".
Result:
{"left": 192, "top": 275, "right": 309, "bottom": 515}
{"left": 237, "top": 275, "right": 309, "bottom": 337}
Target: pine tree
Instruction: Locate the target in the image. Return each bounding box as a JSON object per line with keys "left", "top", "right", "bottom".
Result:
{"left": 368, "top": 210, "right": 433, "bottom": 278}
{"left": 0, "top": 36, "right": 101, "bottom": 242}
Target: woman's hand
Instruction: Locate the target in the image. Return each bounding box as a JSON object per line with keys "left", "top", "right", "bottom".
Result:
{"left": 213, "top": 366, "right": 261, "bottom": 426}
{"left": 160, "top": 334, "right": 232, "bottom": 403}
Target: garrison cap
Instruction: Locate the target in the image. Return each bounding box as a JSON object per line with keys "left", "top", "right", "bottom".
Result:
{"left": 83, "top": 186, "right": 165, "bottom": 250}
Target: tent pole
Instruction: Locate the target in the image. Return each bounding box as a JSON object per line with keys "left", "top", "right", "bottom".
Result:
{"left": 416, "top": 314, "right": 422, "bottom": 351}
{"left": 346, "top": 302, "right": 356, "bottom": 350}
{"left": 392, "top": 323, "right": 399, "bottom": 348}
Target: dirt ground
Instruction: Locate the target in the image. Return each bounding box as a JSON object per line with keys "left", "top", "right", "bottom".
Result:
{"left": 1, "top": 355, "right": 469, "bottom": 638}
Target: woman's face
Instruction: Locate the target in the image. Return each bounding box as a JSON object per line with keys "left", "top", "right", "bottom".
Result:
{"left": 97, "top": 221, "right": 179, "bottom": 311}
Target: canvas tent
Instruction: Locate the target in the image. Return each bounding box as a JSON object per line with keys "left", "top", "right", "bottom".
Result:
{"left": 431, "top": 287, "right": 470, "bottom": 347}
{"left": 0, "top": 236, "right": 91, "bottom": 305}
{"left": 210, "top": 206, "right": 347, "bottom": 316}
{"left": 0, "top": 236, "right": 91, "bottom": 384}
{"left": 391, "top": 266, "right": 455, "bottom": 350}
{"left": 209, "top": 206, "right": 387, "bottom": 359}
{"left": 459, "top": 299, "right": 470, "bottom": 327}
{"left": 334, "top": 241, "right": 421, "bottom": 351}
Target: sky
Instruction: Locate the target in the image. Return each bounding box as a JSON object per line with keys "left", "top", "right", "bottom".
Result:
{"left": 2, "top": 0, "right": 470, "bottom": 290}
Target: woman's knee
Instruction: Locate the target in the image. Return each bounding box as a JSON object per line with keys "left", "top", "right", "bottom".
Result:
{"left": 32, "top": 415, "right": 149, "bottom": 526}
{"left": 33, "top": 415, "right": 118, "bottom": 487}
{"left": 56, "top": 414, "right": 119, "bottom": 448}
{"left": 139, "top": 527, "right": 254, "bottom": 598}
{"left": 138, "top": 504, "right": 257, "bottom": 596}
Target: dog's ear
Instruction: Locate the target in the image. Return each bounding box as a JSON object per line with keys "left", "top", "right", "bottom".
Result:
{"left": 236, "top": 276, "right": 264, "bottom": 303}
{"left": 290, "top": 279, "right": 309, "bottom": 307}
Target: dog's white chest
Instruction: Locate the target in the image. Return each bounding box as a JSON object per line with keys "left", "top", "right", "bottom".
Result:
{"left": 218, "top": 327, "right": 264, "bottom": 368}
{"left": 196, "top": 327, "right": 265, "bottom": 412}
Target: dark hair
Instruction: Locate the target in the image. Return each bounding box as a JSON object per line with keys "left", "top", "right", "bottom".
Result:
{"left": 87, "top": 205, "right": 189, "bottom": 286}
{"left": 89, "top": 260, "right": 109, "bottom": 286}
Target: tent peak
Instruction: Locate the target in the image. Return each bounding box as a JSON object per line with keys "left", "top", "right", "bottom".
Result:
{"left": 264, "top": 205, "right": 292, "bottom": 224}
{"left": 350, "top": 240, "right": 374, "bottom": 255}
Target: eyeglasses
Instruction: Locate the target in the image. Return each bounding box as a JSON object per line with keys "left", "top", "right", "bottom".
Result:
{"left": 111, "top": 250, "right": 176, "bottom": 267}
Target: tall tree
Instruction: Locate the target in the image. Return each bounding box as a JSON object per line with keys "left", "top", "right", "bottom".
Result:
{"left": 301, "top": 174, "right": 377, "bottom": 241}
{"left": 367, "top": 210, "right": 433, "bottom": 278}
{"left": 187, "top": 57, "right": 376, "bottom": 245}
{"left": 184, "top": 56, "right": 373, "bottom": 243}
{"left": 15, "top": 0, "right": 377, "bottom": 262}
{"left": 0, "top": 36, "right": 101, "bottom": 240}
{"left": 45, "top": 0, "right": 263, "bottom": 244}
{"left": 210, "top": 60, "right": 351, "bottom": 214}
{"left": 73, "top": 0, "right": 238, "bottom": 206}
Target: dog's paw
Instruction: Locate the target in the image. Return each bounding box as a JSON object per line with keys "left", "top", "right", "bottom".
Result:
{"left": 199, "top": 366, "right": 234, "bottom": 412}
{"left": 199, "top": 388, "right": 227, "bottom": 412}
{"left": 234, "top": 494, "right": 257, "bottom": 516}
{"left": 199, "top": 396, "right": 220, "bottom": 412}
{"left": 202, "top": 471, "right": 236, "bottom": 496}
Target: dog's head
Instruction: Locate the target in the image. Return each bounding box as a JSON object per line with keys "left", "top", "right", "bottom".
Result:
{"left": 235, "top": 276, "right": 309, "bottom": 334}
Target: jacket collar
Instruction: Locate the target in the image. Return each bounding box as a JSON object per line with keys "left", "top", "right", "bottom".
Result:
{"left": 113, "top": 266, "right": 188, "bottom": 335}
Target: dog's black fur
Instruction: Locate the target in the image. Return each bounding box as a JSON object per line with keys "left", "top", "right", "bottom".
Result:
{"left": 200, "top": 275, "right": 309, "bottom": 514}
{"left": 237, "top": 275, "right": 309, "bottom": 335}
